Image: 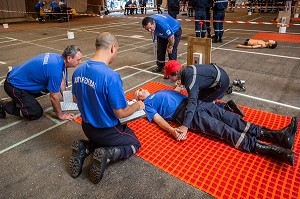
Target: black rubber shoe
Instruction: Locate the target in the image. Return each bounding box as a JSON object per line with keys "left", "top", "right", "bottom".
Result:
{"left": 69, "top": 140, "right": 91, "bottom": 178}
{"left": 152, "top": 66, "right": 163, "bottom": 73}
{"left": 225, "top": 100, "right": 245, "bottom": 117}
{"left": 89, "top": 148, "right": 107, "bottom": 184}
{"left": 0, "top": 100, "right": 6, "bottom": 119}
{"left": 0, "top": 109, "right": 6, "bottom": 119}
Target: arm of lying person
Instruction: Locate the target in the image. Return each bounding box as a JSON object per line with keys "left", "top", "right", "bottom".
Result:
{"left": 153, "top": 113, "right": 187, "bottom": 141}
{"left": 113, "top": 100, "right": 145, "bottom": 118}
{"left": 237, "top": 44, "right": 262, "bottom": 49}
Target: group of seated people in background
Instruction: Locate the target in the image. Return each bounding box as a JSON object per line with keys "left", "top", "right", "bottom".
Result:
{"left": 124, "top": 0, "right": 147, "bottom": 15}
{"left": 246, "top": 0, "right": 294, "bottom": 13}
{"left": 34, "top": 0, "right": 72, "bottom": 23}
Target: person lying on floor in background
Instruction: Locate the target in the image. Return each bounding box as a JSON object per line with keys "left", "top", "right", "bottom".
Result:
{"left": 237, "top": 39, "right": 277, "bottom": 49}
{"left": 134, "top": 88, "right": 298, "bottom": 166}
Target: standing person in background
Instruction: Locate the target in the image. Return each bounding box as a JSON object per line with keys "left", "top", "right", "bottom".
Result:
{"left": 70, "top": 32, "right": 144, "bottom": 183}
{"left": 142, "top": 14, "right": 182, "bottom": 75}
{"left": 212, "top": 0, "right": 228, "bottom": 43}
{"left": 188, "top": 0, "right": 194, "bottom": 17}
{"left": 34, "top": 1, "right": 47, "bottom": 23}
{"left": 192, "top": 0, "right": 207, "bottom": 38}
{"left": 139, "top": 0, "right": 147, "bottom": 14}
{"left": 157, "top": 0, "right": 163, "bottom": 14}
{"left": 124, "top": 0, "right": 132, "bottom": 15}
{"left": 229, "top": 0, "right": 236, "bottom": 12}
{"left": 285, "top": 0, "right": 292, "bottom": 12}
{"left": 206, "top": 0, "right": 213, "bottom": 38}
{"left": 168, "top": 0, "right": 180, "bottom": 19}
{"left": 0, "top": 46, "right": 82, "bottom": 121}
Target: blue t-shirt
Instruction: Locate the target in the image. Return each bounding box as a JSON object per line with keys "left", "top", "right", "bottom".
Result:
{"left": 72, "top": 60, "right": 128, "bottom": 128}
{"left": 51, "top": 1, "right": 60, "bottom": 9}
{"left": 150, "top": 14, "right": 180, "bottom": 39}
{"left": 35, "top": 2, "right": 44, "bottom": 8}
{"left": 8, "top": 53, "right": 65, "bottom": 94}
{"left": 144, "top": 90, "right": 187, "bottom": 122}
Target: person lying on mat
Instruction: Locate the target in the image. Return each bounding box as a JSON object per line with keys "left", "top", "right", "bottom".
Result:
{"left": 237, "top": 39, "right": 277, "bottom": 49}
{"left": 134, "top": 88, "right": 298, "bottom": 166}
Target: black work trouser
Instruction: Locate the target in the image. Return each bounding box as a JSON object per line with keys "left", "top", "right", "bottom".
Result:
{"left": 3, "top": 78, "right": 43, "bottom": 120}
{"left": 82, "top": 121, "right": 141, "bottom": 159}
{"left": 172, "top": 99, "right": 258, "bottom": 152}
{"left": 156, "top": 27, "right": 182, "bottom": 69}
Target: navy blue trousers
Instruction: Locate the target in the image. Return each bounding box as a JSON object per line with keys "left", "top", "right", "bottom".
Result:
{"left": 157, "top": 27, "right": 182, "bottom": 69}
{"left": 3, "top": 78, "right": 44, "bottom": 120}
{"left": 213, "top": 9, "right": 225, "bottom": 38}
{"left": 82, "top": 121, "right": 141, "bottom": 159}
{"left": 173, "top": 99, "right": 261, "bottom": 152}
{"left": 198, "top": 66, "right": 230, "bottom": 102}
{"left": 195, "top": 9, "right": 207, "bottom": 37}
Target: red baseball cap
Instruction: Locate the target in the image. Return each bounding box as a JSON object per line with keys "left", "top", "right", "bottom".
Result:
{"left": 164, "top": 60, "right": 182, "bottom": 77}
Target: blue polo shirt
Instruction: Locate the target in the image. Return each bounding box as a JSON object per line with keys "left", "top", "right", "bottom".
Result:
{"left": 8, "top": 53, "right": 65, "bottom": 94}
{"left": 150, "top": 14, "right": 180, "bottom": 39}
{"left": 144, "top": 90, "right": 187, "bottom": 122}
{"left": 50, "top": 1, "right": 60, "bottom": 9}
{"left": 35, "top": 1, "right": 45, "bottom": 8}
{"left": 72, "top": 60, "right": 128, "bottom": 128}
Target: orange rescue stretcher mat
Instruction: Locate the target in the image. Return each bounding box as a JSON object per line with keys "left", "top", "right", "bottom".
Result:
{"left": 74, "top": 81, "right": 299, "bottom": 199}
{"left": 251, "top": 32, "right": 300, "bottom": 43}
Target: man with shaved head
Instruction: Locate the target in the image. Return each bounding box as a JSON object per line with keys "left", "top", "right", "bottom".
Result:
{"left": 70, "top": 32, "right": 145, "bottom": 183}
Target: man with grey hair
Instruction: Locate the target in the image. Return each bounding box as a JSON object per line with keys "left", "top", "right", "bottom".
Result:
{"left": 0, "top": 45, "right": 82, "bottom": 121}
{"left": 70, "top": 32, "right": 144, "bottom": 183}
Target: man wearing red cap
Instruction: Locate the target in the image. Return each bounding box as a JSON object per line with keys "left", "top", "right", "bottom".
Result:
{"left": 164, "top": 60, "right": 245, "bottom": 137}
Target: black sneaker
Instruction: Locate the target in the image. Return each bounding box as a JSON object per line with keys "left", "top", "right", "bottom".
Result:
{"left": 152, "top": 66, "right": 163, "bottom": 73}
{"left": 0, "top": 100, "right": 6, "bottom": 119}
{"left": 69, "top": 139, "right": 92, "bottom": 178}
{"left": 0, "top": 109, "right": 6, "bottom": 119}
{"left": 89, "top": 148, "right": 107, "bottom": 184}
{"left": 225, "top": 100, "right": 245, "bottom": 117}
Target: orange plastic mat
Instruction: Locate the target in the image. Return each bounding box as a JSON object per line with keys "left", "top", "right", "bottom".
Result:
{"left": 75, "top": 81, "right": 299, "bottom": 199}
{"left": 251, "top": 32, "right": 300, "bottom": 43}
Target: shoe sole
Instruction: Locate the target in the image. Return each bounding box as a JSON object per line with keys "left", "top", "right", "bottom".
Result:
{"left": 292, "top": 117, "right": 298, "bottom": 137}
{"left": 287, "top": 151, "right": 295, "bottom": 166}
{"left": 228, "top": 100, "right": 245, "bottom": 117}
{"left": 69, "top": 140, "right": 82, "bottom": 178}
{"left": 288, "top": 117, "right": 299, "bottom": 150}
{"left": 89, "top": 148, "right": 106, "bottom": 184}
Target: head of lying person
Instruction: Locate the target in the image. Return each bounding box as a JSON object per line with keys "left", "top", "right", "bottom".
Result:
{"left": 134, "top": 88, "right": 151, "bottom": 101}
{"left": 268, "top": 40, "right": 277, "bottom": 49}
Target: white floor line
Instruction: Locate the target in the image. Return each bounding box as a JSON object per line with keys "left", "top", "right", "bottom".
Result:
{"left": 232, "top": 91, "right": 300, "bottom": 110}
{"left": 0, "top": 121, "right": 67, "bottom": 155}
{"left": 249, "top": 16, "right": 262, "bottom": 21}
{"left": 0, "top": 120, "right": 23, "bottom": 132}
{"left": 0, "top": 61, "right": 6, "bottom": 64}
